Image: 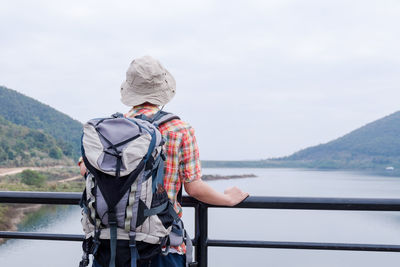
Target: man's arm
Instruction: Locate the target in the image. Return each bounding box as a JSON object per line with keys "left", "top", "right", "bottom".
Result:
{"left": 179, "top": 127, "right": 248, "bottom": 206}
{"left": 79, "top": 161, "right": 248, "bottom": 206}
{"left": 184, "top": 179, "right": 249, "bottom": 206}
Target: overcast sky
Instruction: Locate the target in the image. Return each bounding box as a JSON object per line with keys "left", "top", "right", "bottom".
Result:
{"left": 1, "top": 0, "right": 399, "bottom": 160}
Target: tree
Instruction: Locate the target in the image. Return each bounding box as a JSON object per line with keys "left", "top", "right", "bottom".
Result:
{"left": 49, "top": 147, "right": 63, "bottom": 159}
{"left": 20, "top": 169, "right": 46, "bottom": 187}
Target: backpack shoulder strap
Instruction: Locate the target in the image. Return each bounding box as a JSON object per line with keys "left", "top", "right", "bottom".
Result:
{"left": 151, "top": 110, "right": 180, "bottom": 127}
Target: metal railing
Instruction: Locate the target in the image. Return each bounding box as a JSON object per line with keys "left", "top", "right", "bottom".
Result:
{"left": 1, "top": 191, "right": 400, "bottom": 267}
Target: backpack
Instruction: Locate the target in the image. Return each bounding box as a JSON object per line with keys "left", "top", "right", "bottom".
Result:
{"left": 79, "top": 111, "right": 195, "bottom": 267}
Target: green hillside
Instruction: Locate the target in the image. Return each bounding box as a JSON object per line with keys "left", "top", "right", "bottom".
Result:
{"left": 278, "top": 111, "right": 400, "bottom": 170}
{"left": 202, "top": 111, "right": 400, "bottom": 173}
{"left": 0, "top": 115, "right": 73, "bottom": 166}
{"left": 0, "top": 86, "right": 82, "bottom": 160}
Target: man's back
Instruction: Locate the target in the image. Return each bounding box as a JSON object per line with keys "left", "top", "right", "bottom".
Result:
{"left": 81, "top": 55, "right": 248, "bottom": 267}
{"left": 126, "top": 103, "right": 201, "bottom": 254}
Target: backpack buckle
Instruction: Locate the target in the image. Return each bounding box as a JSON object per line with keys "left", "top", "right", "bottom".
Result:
{"left": 108, "top": 211, "right": 118, "bottom": 226}
{"left": 160, "top": 151, "right": 166, "bottom": 161}
{"left": 111, "top": 112, "right": 124, "bottom": 118}
{"left": 129, "top": 235, "right": 136, "bottom": 248}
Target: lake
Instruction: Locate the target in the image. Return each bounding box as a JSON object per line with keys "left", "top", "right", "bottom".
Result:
{"left": 1, "top": 168, "right": 400, "bottom": 267}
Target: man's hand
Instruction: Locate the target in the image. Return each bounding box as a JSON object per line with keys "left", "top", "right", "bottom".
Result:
{"left": 79, "top": 162, "right": 87, "bottom": 176}
{"left": 185, "top": 179, "right": 249, "bottom": 206}
{"left": 223, "top": 186, "right": 249, "bottom": 206}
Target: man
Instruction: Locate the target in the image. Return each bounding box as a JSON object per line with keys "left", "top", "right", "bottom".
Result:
{"left": 79, "top": 55, "right": 248, "bottom": 266}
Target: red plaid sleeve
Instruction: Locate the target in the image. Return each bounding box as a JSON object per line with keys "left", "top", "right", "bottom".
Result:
{"left": 179, "top": 127, "right": 202, "bottom": 183}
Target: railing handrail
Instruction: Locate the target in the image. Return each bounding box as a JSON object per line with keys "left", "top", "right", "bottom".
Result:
{"left": 1, "top": 191, "right": 400, "bottom": 267}
{"left": 1, "top": 191, "right": 400, "bottom": 210}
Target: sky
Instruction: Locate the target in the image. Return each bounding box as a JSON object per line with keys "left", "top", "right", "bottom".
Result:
{"left": 1, "top": 0, "right": 399, "bottom": 160}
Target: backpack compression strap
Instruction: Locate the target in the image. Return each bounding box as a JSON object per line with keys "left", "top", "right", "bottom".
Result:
{"left": 135, "top": 110, "right": 180, "bottom": 128}
{"left": 151, "top": 111, "right": 180, "bottom": 128}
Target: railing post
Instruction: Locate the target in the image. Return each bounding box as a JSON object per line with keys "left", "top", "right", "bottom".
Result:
{"left": 195, "top": 203, "right": 208, "bottom": 267}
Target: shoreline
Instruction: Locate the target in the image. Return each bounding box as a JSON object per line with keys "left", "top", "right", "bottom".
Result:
{"left": 0, "top": 204, "right": 42, "bottom": 244}
{"left": 9, "top": 204, "right": 43, "bottom": 231}
{"left": 0, "top": 168, "right": 82, "bottom": 243}
{"left": 201, "top": 174, "right": 257, "bottom": 181}
{"left": 0, "top": 172, "right": 255, "bottom": 241}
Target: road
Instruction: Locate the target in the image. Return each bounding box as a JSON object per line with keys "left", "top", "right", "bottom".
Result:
{"left": 57, "top": 175, "right": 82, "bottom": 183}
{"left": 0, "top": 167, "right": 42, "bottom": 177}
{"left": 0, "top": 166, "right": 81, "bottom": 183}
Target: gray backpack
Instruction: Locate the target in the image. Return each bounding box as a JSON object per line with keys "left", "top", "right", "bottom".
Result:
{"left": 79, "top": 111, "right": 195, "bottom": 267}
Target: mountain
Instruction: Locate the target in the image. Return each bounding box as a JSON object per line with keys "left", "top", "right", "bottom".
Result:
{"left": 277, "top": 111, "right": 400, "bottom": 170}
{"left": 202, "top": 111, "right": 400, "bottom": 172}
{"left": 0, "top": 86, "right": 82, "bottom": 160}
{"left": 0, "top": 115, "right": 73, "bottom": 166}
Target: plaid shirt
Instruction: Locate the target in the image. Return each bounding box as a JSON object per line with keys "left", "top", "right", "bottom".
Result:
{"left": 125, "top": 104, "right": 202, "bottom": 253}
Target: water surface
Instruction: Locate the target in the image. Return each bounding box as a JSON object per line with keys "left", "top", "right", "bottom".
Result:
{"left": 1, "top": 168, "right": 399, "bottom": 267}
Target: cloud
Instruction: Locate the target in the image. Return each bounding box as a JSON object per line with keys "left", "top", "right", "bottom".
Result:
{"left": 1, "top": 0, "right": 400, "bottom": 159}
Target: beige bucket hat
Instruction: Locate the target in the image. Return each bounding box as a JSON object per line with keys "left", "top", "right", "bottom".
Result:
{"left": 120, "top": 55, "right": 176, "bottom": 107}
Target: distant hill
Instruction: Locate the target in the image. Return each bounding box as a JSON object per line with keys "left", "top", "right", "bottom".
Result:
{"left": 0, "top": 86, "right": 82, "bottom": 160}
{"left": 278, "top": 111, "right": 400, "bottom": 170}
{"left": 0, "top": 115, "right": 73, "bottom": 166}
{"left": 201, "top": 160, "right": 272, "bottom": 168}
{"left": 202, "top": 111, "right": 400, "bottom": 172}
